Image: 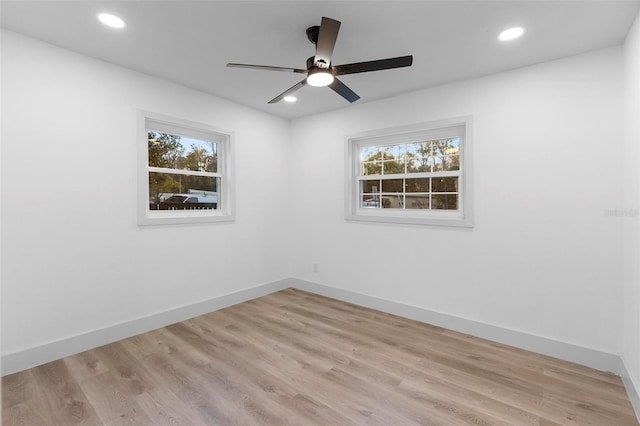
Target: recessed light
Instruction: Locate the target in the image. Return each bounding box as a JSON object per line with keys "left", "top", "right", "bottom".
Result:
{"left": 283, "top": 96, "right": 297, "bottom": 103}
{"left": 97, "top": 13, "right": 126, "bottom": 29}
{"left": 498, "top": 27, "right": 524, "bottom": 41}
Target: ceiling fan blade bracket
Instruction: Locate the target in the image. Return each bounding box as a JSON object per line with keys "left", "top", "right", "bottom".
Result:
{"left": 316, "top": 59, "right": 329, "bottom": 69}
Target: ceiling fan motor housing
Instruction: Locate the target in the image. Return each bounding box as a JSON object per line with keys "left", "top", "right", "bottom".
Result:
{"left": 306, "top": 26, "right": 320, "bottom": 44}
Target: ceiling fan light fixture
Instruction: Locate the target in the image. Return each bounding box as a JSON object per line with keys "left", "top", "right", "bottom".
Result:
{"left": 306, "top": 69, "right": 334, "bottom": 87}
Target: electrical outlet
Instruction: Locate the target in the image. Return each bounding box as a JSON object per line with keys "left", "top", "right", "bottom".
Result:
{"left": 313, "top": 262, "right": 319, "bottom": 273}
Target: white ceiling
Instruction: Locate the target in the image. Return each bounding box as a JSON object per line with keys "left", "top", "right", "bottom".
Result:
{"left": 2, "top": 1, "right": 639, "bottom": 119}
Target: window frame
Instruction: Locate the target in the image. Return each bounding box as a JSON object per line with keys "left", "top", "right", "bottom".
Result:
{"left": 137, "top": 110, "right": 234, "bottom": 226}
{"left": 345, "top": 116, "right": 473, "bottom": 228}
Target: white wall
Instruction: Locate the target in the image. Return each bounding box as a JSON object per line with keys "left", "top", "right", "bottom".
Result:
{"left": 0, "top": 30, "right": 292, "bottom": 357}
{"left": 623, "top": 9, "right": 640, "bottom": 404}
{"left": 290, "top": 47, "right": 625, "bottom": 355}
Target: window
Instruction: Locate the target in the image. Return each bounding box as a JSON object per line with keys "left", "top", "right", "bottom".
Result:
{"left": 346, "top": 117, "right": 473, "bottom": 227}
{"left": 138, "top": 111, "right": 234, "bottom": 225}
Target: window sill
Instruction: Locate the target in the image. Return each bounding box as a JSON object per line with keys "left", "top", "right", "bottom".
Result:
{"left": 346, "top": 209, "right": 473, "bottom": 228}
{"left": 138, "top": 210, "right": 234, "bottom": 226}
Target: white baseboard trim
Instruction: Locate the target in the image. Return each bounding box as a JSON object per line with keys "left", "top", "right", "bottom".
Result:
{"left": 291, "top": 279, "right": 622, "bottom": 374}
{"left": 1, "top": 278, "right": 293, "bottom": 376}
{"left": 620, "top": 357, "right": 640, "bottom": 422}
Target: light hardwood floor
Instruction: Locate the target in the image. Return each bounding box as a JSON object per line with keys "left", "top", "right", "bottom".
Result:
{"left": 2, "top": 288, "right": 638, "bottom": 425}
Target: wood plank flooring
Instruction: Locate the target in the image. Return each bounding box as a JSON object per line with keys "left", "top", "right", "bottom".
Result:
{"left": 2, "top": 288, "right": 638, "bottom": 425}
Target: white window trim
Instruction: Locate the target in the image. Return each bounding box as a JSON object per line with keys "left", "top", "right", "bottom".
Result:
{"left": 137, "top": 110, "right": 235, "bottom": 226}
{"left": 345, "top": 116, "right": 473, "bottom": 228}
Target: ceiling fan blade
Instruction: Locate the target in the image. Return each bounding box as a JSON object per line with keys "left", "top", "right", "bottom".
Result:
{"left": 333, "top": 55, "right": 413, "bottom": 76}
{"left": 314, "top": 17, "right": 341, "bottom": 68}
{"left": 328, "top": 77, "right": 360, "bottom": 103}
{"left": 227, "top": 63, "right": 307, "bottom": 74}
{"left": 268, "top": 79, "right": 308, "bottom": 104}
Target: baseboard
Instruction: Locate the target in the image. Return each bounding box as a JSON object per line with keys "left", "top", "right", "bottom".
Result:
{"left": 1, "top": 278, "right": 293, "bottom": 376}
{"left": 291, "top": 278, "right": 622, "bottom": 374}
{"left": 620, "top": 357, "right": 640, "bottom": 422}
{"left": 1, "top": 276, "right": 629, "bottom": 388}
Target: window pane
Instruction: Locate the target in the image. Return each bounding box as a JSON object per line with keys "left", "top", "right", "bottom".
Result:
{"left": 381, "top": 179, "right": 403, "bottom": 192}
{"left": 431, "top": 139, "right": 449, "bottom": 156}
{"left": 405, "top": 178, "right": 429, "bottom": 192}
{"left": 362, "top": 180, "right": 381, "bottom": 193}
{"left": 443, "top": 155, "right": 460, "bottom": 171}
{"left": 431, "top": 194, "right": 458, "bottom": 210}
{"left": 361, "top": 146, "right": 382, "bottom": 162}
{"left": 405, "top": 195, "right": 429, "bottom": 209}
{"left": 385, "top": 144, "right": 404, "bottom": 158}
{"left": 362, "top": 161, "right": 382, "bottom": 176}
{"left": 446, "top": 138, "right": 460, "bottom": 155}
{"left": 360, "top": 194, "right": 380, "bottom": 208}
{"left": 407, "top": 158, "right": 431, "bottom": 173}
{"left": 432, "top": 177, "right": 458, "bottom": 193}
{"left": 382, "top": 159, "right": 404, "bottom": 175}
{"left": 180, "top": 138, "right": 218, "bottom": 173}
{"left": 380, "top": 195, "right": 403, "bottom": 209}
{"left": 148, "top": 130, "right": 218, "bottom": 173}
{"left": 148, "top": 131, "right": 183, "bottom": 169}
{"left": 148, "top": 172, "right": 218, "bottom": 210}
{"left": 408, "top": 142, "right": 430, "bottom": 157}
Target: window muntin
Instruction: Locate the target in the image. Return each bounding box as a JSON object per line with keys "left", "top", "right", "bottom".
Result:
{"left": 358, "top": 137, "right": 461, "bottom": 211}
{"left": 138, "top": 112, "right": 233, "bottom": 225}
{"left": 346, "top": 117, "right": 472, "bottom": 227}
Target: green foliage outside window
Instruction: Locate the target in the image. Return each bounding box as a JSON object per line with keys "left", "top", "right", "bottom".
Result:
{"left": 147, "top": 131, "right": 218, "bottom": 204}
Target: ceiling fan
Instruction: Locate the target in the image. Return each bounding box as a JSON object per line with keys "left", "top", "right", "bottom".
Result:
{"left": 227, "top": 17, "right": 413, "bottom": 104}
